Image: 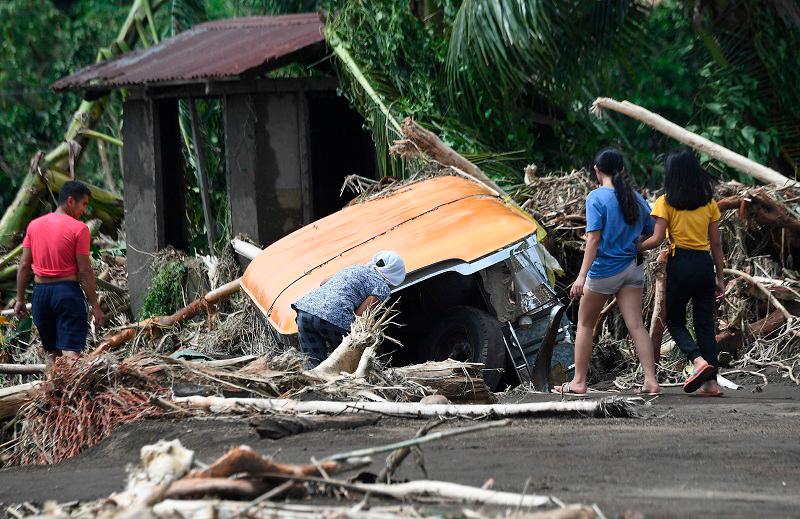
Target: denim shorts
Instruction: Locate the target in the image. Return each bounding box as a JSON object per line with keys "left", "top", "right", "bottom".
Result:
{"left": 585, "top": 260, "right": 644, "bottom": 295}
{"left": 31, "top": 281, "right": 88, "bottom": 352}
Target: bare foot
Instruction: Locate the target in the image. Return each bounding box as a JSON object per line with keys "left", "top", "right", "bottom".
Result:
{"left": 552, "top": 381, "right": 588, "bottom": 395}
{"left": 637, "top": 382, "right": 661, "bottom": 395}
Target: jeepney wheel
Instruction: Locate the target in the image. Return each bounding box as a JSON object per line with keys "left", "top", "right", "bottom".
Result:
{"left": 425, "top": 305, "right": 506, "bottom": 391}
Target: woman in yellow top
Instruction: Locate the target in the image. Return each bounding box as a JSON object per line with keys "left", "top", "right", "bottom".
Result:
{"left": 639, "top": 149, "right": 726, "bottom": 396}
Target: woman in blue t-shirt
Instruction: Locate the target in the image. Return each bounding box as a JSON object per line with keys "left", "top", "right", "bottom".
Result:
{"left": 554, "top": 148, "right": 660, "bottom": 396}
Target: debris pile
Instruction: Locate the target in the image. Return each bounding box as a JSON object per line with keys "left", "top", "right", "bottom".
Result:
{"left": 18, "top": 436, "right": 602, "bottom": 519}
{"left": 517, "top": 171, "right": 800, "bottom": 387}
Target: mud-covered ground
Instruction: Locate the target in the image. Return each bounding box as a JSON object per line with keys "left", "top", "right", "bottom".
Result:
{"left": 1, "top": 380, "right": 799, "bottom": 519}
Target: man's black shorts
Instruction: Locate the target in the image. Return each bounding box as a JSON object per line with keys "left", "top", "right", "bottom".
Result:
{"left": 31, "top": 281, "right": 88, "bottom": 352}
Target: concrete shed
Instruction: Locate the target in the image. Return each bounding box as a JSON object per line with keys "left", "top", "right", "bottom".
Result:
{"left": 53, "top": 14, "right": 376, "bottom": 313}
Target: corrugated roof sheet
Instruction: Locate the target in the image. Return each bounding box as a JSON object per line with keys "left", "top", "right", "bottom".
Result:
{"left": 241, "top": 175, "right": 538, "bottom": 335}
{"left": 52, "top": 13, "right": 325, "bottom": 92}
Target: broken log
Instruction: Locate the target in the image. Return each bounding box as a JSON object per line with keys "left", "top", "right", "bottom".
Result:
{"left": 93, "top": 278, "right": 241, "bottom": 355}
{"left": 249, "top": 414, "right": 380, "bottom": 440}
{"left": 393, "top": 360, "right": 495, "bottom": 403}
{"left": 176, "top": 395, "right": 642, "bottom": 419}
{"left": 591, "top": 98, "right": 797, "bottom": 188}
{"left": 0, "top": 381, "right": 41, "bottom": 419}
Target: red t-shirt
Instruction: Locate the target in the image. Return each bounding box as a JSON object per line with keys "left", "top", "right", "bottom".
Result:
{"left": 22, "top": 213, "right": 91, "bottom": 277}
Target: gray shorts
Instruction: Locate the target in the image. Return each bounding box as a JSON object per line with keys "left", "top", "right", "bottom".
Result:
{"left": 585, "top": 260, "right": 644, "bottom": 295}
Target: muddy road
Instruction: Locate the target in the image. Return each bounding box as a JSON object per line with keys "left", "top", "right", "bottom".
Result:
{"left": 1, "top": 382, "right": 799, "bottom": 518}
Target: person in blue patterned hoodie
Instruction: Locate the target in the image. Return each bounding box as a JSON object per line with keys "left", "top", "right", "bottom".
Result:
{"left": 292, "top": 251, "right": 406, "bottom": 367}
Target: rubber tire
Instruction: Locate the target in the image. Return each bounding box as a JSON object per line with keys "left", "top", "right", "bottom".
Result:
{"left": 424, "top": 305, "right": 506, "bottom": 391}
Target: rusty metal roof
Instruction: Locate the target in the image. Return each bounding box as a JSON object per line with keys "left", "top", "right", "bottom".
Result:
{"left": 52, "top": 13, "right": 325, "bottom": 92}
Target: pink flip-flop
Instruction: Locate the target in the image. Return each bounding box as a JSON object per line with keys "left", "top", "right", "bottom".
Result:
{"left": 683, "top": 363, "right": 715, "bottom": 393}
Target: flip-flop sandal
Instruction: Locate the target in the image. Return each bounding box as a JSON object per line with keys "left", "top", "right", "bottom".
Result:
{"left": 551, "top": 382, "right": 589, "bottom": 397}
{"left": 692, "top": 388, "right": 724, "bottom": 397}
{"left": 683, "top": 363, "right": 715, "bottom": 393}
{"left": 634, "top": 387, "right": 662, "bottom": 396}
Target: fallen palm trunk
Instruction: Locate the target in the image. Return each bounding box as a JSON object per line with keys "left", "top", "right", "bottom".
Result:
{"left": 94, "top": 278, "right": 241, "bottom": 355}
{"left": 591, "top": 98, "right": 796, "bottom": 188}
{"left": 0, "top": 0, "right": 167, "bottom": 249}
{"left": 176, "top": 395, "right": 642, "bottom": 418}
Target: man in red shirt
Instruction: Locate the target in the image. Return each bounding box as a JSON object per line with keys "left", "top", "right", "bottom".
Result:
{"left": 14, "top": 181, "right": 105, "bottom": 361}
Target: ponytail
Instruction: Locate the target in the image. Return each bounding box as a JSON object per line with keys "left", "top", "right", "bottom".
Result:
{"left": 594, "top": 147, "right": 639, "bottom": 225}
{"left": 611, "top": 171, "right": 639, "bottom": 225}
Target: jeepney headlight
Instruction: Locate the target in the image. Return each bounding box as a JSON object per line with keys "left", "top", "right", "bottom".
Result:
{"left": 508, "top": 245, "right": 555, "bottom": 314}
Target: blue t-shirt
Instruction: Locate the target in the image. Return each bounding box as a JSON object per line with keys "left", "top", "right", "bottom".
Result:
{"left": 585, "top": 187, "right": 654, "bottom": 279}
{"left": 293, "top": 265, "right": 391, "bottom": 330}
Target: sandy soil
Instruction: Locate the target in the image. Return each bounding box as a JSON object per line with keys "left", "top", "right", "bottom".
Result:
{"left": 1, "top": 381, "right": 799, "bottom": 518}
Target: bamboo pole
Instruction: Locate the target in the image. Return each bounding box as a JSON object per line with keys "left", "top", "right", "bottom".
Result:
{"left": 175, "top": 395, "right": 642, "bottom": 418}
{"left": 0, "top": 0, "right": 168, "bottom": 249}
{"left": 591, "top": 97, "right": 798, "bottom": 188}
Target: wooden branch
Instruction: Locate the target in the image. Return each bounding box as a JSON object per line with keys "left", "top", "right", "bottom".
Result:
{"left": 724, "top": 268, "right": 794, "bottom": 322}
{"left": 175, "top": 395, "right": 643, "bottom": 419}
{"left": 164, "top": 478, "right": 268, "bottom": 500}
{"left": 393, "top": 118, "right": 507, "bottom": 197}
{"left": 325, "top": 419, "right": 510, "bottom": 461}
{"left": 346, "top": 480, "right": 552, "bottom": 508}
{"left": 377, "top": 420, "right": 443, "bottom": 483}
{"left": 187, "top": 446, "right": 342, "bottom": 480}
{"left": 592, "top": 98, "right": 797, "bottom": 188}
{"left": 93, "top": 278, "right": 241, "bottom": 355}
{"left": 0, "top": 363, "right": 46, "bottom": 375}
{"left": 592, "top": 296, "right": 616, "bottom": 340}
{"left": 649, "top": 251, "right": 668, "bottom": 363}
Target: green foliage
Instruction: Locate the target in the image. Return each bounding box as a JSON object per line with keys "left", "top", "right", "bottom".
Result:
{"left": 141, "top": 260, "right": 188, "bottom": 318}
{"left": 0, "top": 0, "right": 130, "bottom": 208}
{"left": 3, "top": 0, "right": 798, "bottom": 255}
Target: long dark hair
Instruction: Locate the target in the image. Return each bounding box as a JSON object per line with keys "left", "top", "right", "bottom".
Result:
{"left": 594, "top": 147, "right": 639, "bottom": 225}
{"left": 664, "top": 148, "right": 714, "bottom": 210}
